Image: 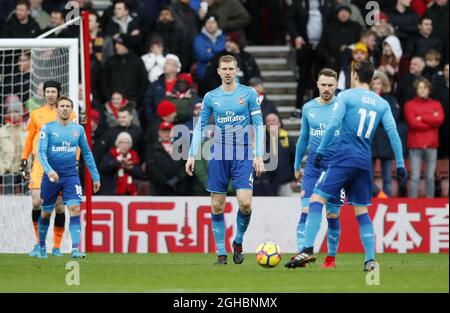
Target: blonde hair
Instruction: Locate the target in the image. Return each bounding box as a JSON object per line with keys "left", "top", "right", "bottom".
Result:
{"left": 218, "top": 55, "right": 237, "bottom": 68}
{"left": 371, "top": 70, "right": 391, "bottom": 93}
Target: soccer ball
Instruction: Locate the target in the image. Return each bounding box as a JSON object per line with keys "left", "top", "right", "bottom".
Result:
{"left": 256, "top": 242, "right": 282, "bottom": 268}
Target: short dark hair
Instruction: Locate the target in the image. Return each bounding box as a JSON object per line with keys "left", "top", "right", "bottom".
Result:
{"left": 318, "top": 68, "right": 338, "bottom": 80}
{"left": 51, "top": 9, "right": 65, "bottom": 20}
{"left": 114, "top": 0, "right": 130, "bottom": 11}
{"left": 352, "top": 61, "right": 375, "bottom": 84}
{"left": 419, "top": 16, "right": 432, "bottom": 24}
{"left": 89, "top": 11, "right": 100, "bottom": 23}
{"left": 118, "top": 105, "right": 133, "bottom": 115}
{"left": 57, "top": 96, "right": 73, "bottom": 107}
{"left": 414, "top": 77, "right": 433, "bottom": 93}
{"left": 16, "top": 0, "right": 30, "bottom": 9}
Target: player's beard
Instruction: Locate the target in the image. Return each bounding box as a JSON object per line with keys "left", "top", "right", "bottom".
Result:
{"left": 321, "top": 93, "right": 332, "bottom": 102}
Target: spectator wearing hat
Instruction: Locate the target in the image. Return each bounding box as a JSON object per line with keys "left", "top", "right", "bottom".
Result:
{"left": 99, "top": 131, "right": 142, "bottom": 195}
{"left": 387, "top": 0, "right": 420, "bottom": 48}
{"left": 248, "top": 77, "right": 279, "bottom": 120}
{"left": 146, "top": 99, "right": 178, "bottom": 144}
{"left": 337, "top": 42, "right": 369, "bottom": 90}
{"left": 146, "top": 121, "right": 189, "bottom": 196}
{"left": 378, "top": 35, "right": 403, "bottom": 88}
{"left": 104, "top": 90, "right": 141, "bottom": 129}
{"left": 105, "top": 0, "right": 142, "bottom": 52}
{"left": 371, "top": 11, "right": 396, "bottom": 61}
{"left": 404, "top": 77, "right": 445, "bottom": 197}
{"left": 405, "top": 16, "right": 442, "bottom": 59}
{"left": 102, "top": 33, "right": 148, "bottom": 108}
{"left": 169, "top": 73, "right": 201, "bottom": 123}
{"left": 201, "top": 34, "right": 261, "bottom": 95}
{"left": 194, "top": 13, "right": 226, "bottom": 82}
{"left": 198, "top": 0, "right": 250, "bottom": 48}
{"left": 142, "top": 54, "right": 181, "bottom": 125}
{"left": 149, "top": 6, "right": 191, "bottom": 72}
{"left": 104, "top": 105, "right": 145, "bottom": 159}
{"left": 317, "top": 4, "right": 362, "bottom": 73}
{"left": 335, "top": 0, "right": 366, "bottom": 28}
{"left": 0, "top": 96, "right": 26, "bottom": 194}
{"left": 424, "top": 0, "right": 449, "bottom": 64}
{"left": 141, "top": 35, "right": 166, "bottom": 83}
{"left": 411, "top": 0, "right": 434, "bottom": 16}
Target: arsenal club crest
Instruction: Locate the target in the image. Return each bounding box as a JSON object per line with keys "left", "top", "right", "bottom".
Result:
{"left": 300, "top": 189, "right": 305, "bottom": 199}
{"left": 238, "top": 97, "right": 244, "bottom": 105}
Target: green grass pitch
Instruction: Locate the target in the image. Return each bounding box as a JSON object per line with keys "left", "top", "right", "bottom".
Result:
{"left": 0, "top": 253, "right": 447, "bottom": 292}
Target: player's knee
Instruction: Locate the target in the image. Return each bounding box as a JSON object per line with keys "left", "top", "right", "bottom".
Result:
{"left": 68, "top": 205, "right": 80, "bottom": 215}
{"left": 354, "top": 206, "right": 368, "bottom": 216}
{"left": 310, "top": 194, "right": 326, "bottom": 204}
{"left": 211, "top": 202, "right": 225, "bottom": 214}
{"left": 32, "top": 198, "right": 41, "bottom": 209}
{"left": 55, "top": 203, "right": 65, "bottom": 213}
{"left": 326, "top": 213, "right": 339, "bottom": 219}
{"left": 41, "top": 211, "right": 52, "bottom": 219}
{"left": 239, "top": 202, "right": 252, "bottom": 214}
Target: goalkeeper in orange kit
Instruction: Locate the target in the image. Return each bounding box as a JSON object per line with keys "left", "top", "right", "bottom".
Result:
{"left": 19, "top": 81, "right": 77, "bottom": 257}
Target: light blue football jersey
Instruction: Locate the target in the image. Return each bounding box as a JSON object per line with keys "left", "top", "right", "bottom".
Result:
{"left": 189, "top": 83, "right": 264, "bottom": 158}
{"left": 294, "top": 97, "right": 341, "bottom": 170}
{"left": 316, "top": 88, "right": 404, "bottom": 170}
{"left": 38, "top": 121, "right": 100, "bottom": 181}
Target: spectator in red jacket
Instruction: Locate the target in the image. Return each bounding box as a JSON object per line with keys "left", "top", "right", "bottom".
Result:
{"left": 404, "top": 77, "right": 445, "bottom": 197}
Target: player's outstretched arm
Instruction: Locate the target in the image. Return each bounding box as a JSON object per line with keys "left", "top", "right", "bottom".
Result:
{"left": 78, "top": 127, "right": 101, "bottom": 188}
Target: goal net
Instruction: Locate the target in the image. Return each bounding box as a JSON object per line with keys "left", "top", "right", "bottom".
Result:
{"left": 0, "top": 39, "right": 78, "bottom": 253}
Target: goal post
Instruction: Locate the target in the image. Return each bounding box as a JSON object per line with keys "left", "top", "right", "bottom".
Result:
{"left": 0, "top": 38, "right": 79, "bottom": 253}
{"left": 0, "top": 38, "right": 79, "bottom": 114}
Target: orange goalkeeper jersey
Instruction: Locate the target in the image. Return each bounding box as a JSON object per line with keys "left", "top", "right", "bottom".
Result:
{"left": 22, "top": 104, "right": 77, "bottom": 159}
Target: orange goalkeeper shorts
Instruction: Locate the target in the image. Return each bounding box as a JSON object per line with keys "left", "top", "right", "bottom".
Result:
{"left": 28, "top": 158, "right": 44, "bottom": 190}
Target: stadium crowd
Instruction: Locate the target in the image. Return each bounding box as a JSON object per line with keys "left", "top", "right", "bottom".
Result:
{"left": 0, "top": 0, "right": 448, "bottom": 198}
